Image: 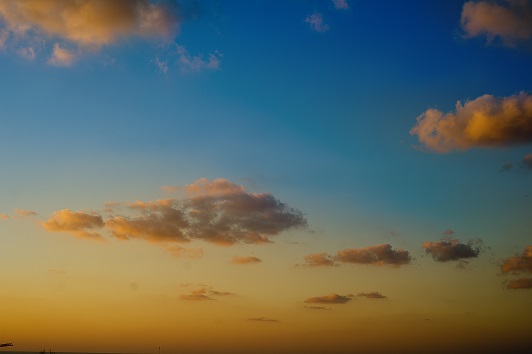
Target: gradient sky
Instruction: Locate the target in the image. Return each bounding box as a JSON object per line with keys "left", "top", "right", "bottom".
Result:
{"left": 1, "top": 1, "right": 531, "bottom": 353}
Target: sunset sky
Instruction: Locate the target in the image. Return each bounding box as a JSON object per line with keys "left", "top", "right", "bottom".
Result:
{"left": 0, "top": 1, "right": 531, "bottom": 353}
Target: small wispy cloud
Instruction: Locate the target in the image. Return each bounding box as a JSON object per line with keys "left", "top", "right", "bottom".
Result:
{"left": 174, "top": 45, "right": 222, "bottom": 73}
{"left": 231, "top": 256, "right": 262, "bottom": 265}
{"left": 248, "top": 317, "right": 279, "bottom": 322}
{"left": 357, "top": 292, "right": 387, "bottom": 299}
{"left": 42, "top": 209, "right": 104, "bottom": 240}
{"left": 332, "top": 0, "right": 350, "bottom": 10}
{"left": 48, "top": 43, "right": 76, "bottom": 67}
{"left": 501, "top": 246, "right": 532, "bottom": 274}
{"left": 304, "top": 294, "right": 352, "bottom": 304}
{"left": 305, "top": 12, "right": 329, "bottom": 32}
{"left": 166, "top": 246, "right": 204, "bottom": 259}
{"left": 335, "top": 244, "right": 411, "bottom": 267}
{"left": 302, "top": 252, "right": 337, "bottom": 267}
{"left": 14, "top": 208, "right": 37, "bottom": 219}
{"left": 180, "top": 287, "right": 235, "bottom": 301}
{"left": 506, "top": 277, "right": 532, "bottom": 289}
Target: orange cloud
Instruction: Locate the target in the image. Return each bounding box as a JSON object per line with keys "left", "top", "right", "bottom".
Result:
{"left": 13, "top": 208, "right": 37, "bottom": 219}
{"left": 304, "top": 306, "right": 329, "bottom": 310}
{"left": 231, "top": 256, "right": 262, "bottom": 264}
{"left": 42, "top": 209, "right": 104, "bottom": 240}
{"left": 501, "top": 246, "right": 532, "bottom": 273}
{"left": 357, "top": 292, "right": 387, "bottom": 299}
{"left": 523, "top": 153, "right": 532, "bottom": 168}
{"left": 422, "top": 238, "right": 482, "bottom": 262}
{"left": 180, "top": 287, "right": 235, "bottom": 301}
{"left": 304, "top": 294, "right": 352, "bottom": 304}
{"left": 461, "top": 1, "right": 532, "bottom": 45}
{"left": 335, "top": 244, "right": 411, "bottom": 266}
{"left": 0, "top": 213, "right": 9, "bottom": 220}
{"left": 302, "top": 252, "right": 337, "bottom": 266}
{"left": 506, "top": 277, "right": 532, "bottom": 289}
{"left": 0, "top": 0, "right": 179, "bottom": 48}
{"left": 48, "top": 43, "right": 76, "bottom": 66}
{"left": 410, "top": 92, "right": 532, "bottom": 153}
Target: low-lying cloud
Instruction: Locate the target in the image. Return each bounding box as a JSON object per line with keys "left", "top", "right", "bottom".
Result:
{"left": 43, "top": 178, "right": 307, "bottom": 247}
{"left": 304, "top": 294, "right": 352, "bottom": 304}
{"left": 501, "top": 246, "right": 532, "bottom": 273}
{"left": 303, "top": 252, "right": 337, "bottom": 266}
{"left": 410, "top": 92, "right": 532, "bottom": 153}
{"left": 231, "top": 256, "right": 262, "bottom": 264}
{"left": 461, "top": 1, "right": 532, "bottom": 45}
{"left": 506, "top": 277, "right": 532, "bottom": 289}
{"left": 357, "top": 292, "right": 387, "bottom": 299}
{"left": 335, "top": 244, "right": 411, "bottom": 266}
{"left": 422, "top": 238, "right": 482, "bottom": 262}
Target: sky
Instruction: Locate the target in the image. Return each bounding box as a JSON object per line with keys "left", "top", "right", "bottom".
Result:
{"left": 0, "top": 1, "right": 531, "bottom": 353}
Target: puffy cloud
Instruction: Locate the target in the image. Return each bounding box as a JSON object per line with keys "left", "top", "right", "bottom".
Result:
{"left": 304, "top": 294, "right": 352, "bottom": 304}
{"left": 231, "top": 256, "right": 262, "bottom": 264}
{"left": 46, "top": 178, "right": 307, "bottom": 247}
{"left": 410, "top": 92, "right": 532, "bottom": 153}
{"left": 357, "top": 292, "right": 387, "bottom": 299}
{"left": 522, "top": 153, "right": 532, "bottom": 168}
{"left": 166, "top": 246, "right": 204, "bottom": 259}
{"left": 13, "top": 209, "right": 37, "bottom": 219}
{"left": 333, "top": 0, "right": 349, "bottom": 10}
{"left": 422, "top": 238, "right": 482, "bottom": 262}
{"left": 506, "top": 277, "right": 532, "bottom": 289}
{"left": 305, "top": 13, "right": 329, "bottom": 32}
{"left": 42, "top": 209, "right": 104, "bottom": 240}
{"left": 461, "top": 1, "right": 532, "bottom": 45}
{"left": 174, "top": 45, "right": 222, "bottom": 73}
{"left": 303, "top": 252, "right": 337, "bottom": 267}
{"left": 335, "top": 244, "right": 411, "bottom": 266}
{"left": 48, "top": 43, "right": 76, "bottom": 66}
{"left": 501, "top": 246, "right": 532, "bottom": 273}
{"left": 247, "top": 317, "right": 279, "bottom": 322}
{"left": 105, "top": 199, "right": 189, "bottom": 243}
{"left": 0, "top": 0, "right": 179, "bottom": 48}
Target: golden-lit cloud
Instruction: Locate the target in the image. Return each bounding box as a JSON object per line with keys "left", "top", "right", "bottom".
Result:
{"left": 0, "top": 0, "right": 179, "bottom": 48}
{"left": 506, "top": 277, "right": 532, "bottom": 289}
{"left": 302, "top": 252, "right": 337, "bottom": 266}
{"left": 422, "top": 238, "right": 482, "bottom": 262}
{"left": 13, "top": 208, "right": 37, "bottom": 219}
{"left": 166, "top": 245, "right": 204, "bottom": 259}
{"left": 501, "top": 246, "right": 532, "bottom": 273}
{"left": 461, "top": 1, "right": 532, "bottom": 45}
{"left": 42, "top": 209, "right": 104, "bottom": 240}
{"left": 357, "top": 292, "right": 387, "bottom": 299}
{"left": 0, "top": 213, "right": 9, "bottom": 220}
{"left": 410, "top": 92, "right": 532, "bottom": 153}
{"left": 179, "top": 287, "right": 235, "bottom": 301}
{"left": 335, "top": 244, "right": 411, "bottom": 266}
{"left": 231, "top": 256, "right": 262, "bottom": 264}
{"left": 304, "top": 306, "right": 329, "bottom": 310}
{"left": 304, "top": 294, "right": 352, "bottom": 304}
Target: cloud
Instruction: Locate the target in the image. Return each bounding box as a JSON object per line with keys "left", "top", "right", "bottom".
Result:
{"left": 305, "top": 12, "right": 329, "bottom": 32}
{"left": 48, "top": 43, "right": 76, "bottom": 66}
{"left": 332, "top": 0, "right": 350, "bottom": 10}
{"left": 179, "top": 288, "right": 214, "bottom": 301}
{"left": 335, "top": 244, "right": 411, "bottom": 266}
{"left": 304, "top": 306, "right": 329, "bottom": 310}
{"left": 247, "top": 317, "right": 279, "bottom": 322}
{"left": 231, "top": 256, "right": 262, "bottom": 264}
{"left": 422, "top": 238, "right": 482, "bottom": 262}
{"left": 522, "top": 153, "right": 532, "bottom": 168}
{"left": 166, "top": 246, "right": 204, "bottom": 259}
{"left": 501, "top": 246, "right": 532, "bottom": 273}
{"left": 304, "top": 294, "right": 352, "bottom": 304}
{"left": 506, "top": 277, "right": 532, "bottom": 289}
{"left": 17, "top": 46, "right": 34, "bottom": 60}
{"left": 13, "top": 209, "right": 37, "bottom": 219}
{"left": 154, "top": 57, "right": 168, "bottom": 75}
{"left": 45, "top": 178, "right": 307, "bottom": 247}
{"left": 443, "top": 229, "right": 455, "bottom": 236}
{"left": 410, "top": 92, "right": 532, "bottom": 153}
{"left": 357, "top": 292, "right": 387, "bottom": 299}
{"left": 42, "top": 209, "right": 104, "bottom": 240}
{"left": 174, "top": 45, "right": 222, "bottom": 72}
{"left": 0, "top": 213, "right": 9, "bottom": 220}
{"left": 461, "top": 1, "right": 532, "bottom": 45}
{"left": 0, "top": 0, "right": 180, "bottom": 49}
{"left": 0, "top": 28, "right": 8, "bottom": 50}
{"left": 303, "top": 252, "right": 337, "bottom": 266}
